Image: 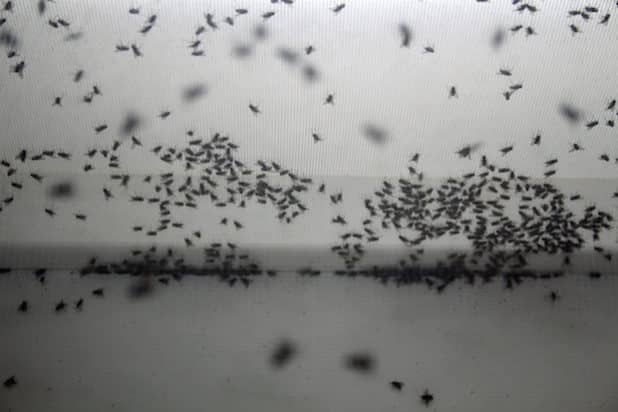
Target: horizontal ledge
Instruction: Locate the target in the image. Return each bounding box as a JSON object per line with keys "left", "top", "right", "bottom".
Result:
{"left": 0, "top": 242, "right": 615, "bottom": 276}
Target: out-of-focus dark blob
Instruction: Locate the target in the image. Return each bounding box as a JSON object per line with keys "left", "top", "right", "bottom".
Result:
{"left": 399, "top": 23, "right": 412, "bottom": 47}
{"left": 362, "top": 123, "right": 388, "bottom": 145}
{"left": 253, "top": 24, "right": 268, "bottom": 41}
{"left": 183, "top": 83, "right": 208, "bottom": 102}
{"left": 0, "top": 29, "right": 19, "bottom": 49}
{"left": 74, "top": 69, "right": 84, "bottom": 83}
{"left": 491, "top": 27, "right": 505, "bottom": 50}
{"left": 276, "top": 47, "right": 298, "bottom": 65}
{"left": 344, "top": 352, "right": 376, "bottom": 374}
{"left": 37, "top": 0, "right": 45, "bottom": 15}
{"left": 302, "top": 64, "right": 319, "bottom": 82}
{"left": 269, "top": 339, "right": 298, "bottom": 369}
{"left": 3, "top": 375, "right": 17, "bottom": 388}
{"left": 49, "top": 181, "right": 75, "bottom": 198}
{"left": 233, "top": 43, "right": 253, "bottom": 58}
{"left": 64, "top": 32, "right": 84, "bottom": 42}
{"left": 120, "top": 112, "right": 141, "bottom": 135}
{"left": 589, "top": 271, "right": 602, "bottom": 279}
{"left": 559, "top": 103, "right": 582, "bottom": 124}
{"left": 128, "top": 276, "right": 154, "bottom": 299}
{"left": 390, "top": 380, "right": 404, "bottom": 391}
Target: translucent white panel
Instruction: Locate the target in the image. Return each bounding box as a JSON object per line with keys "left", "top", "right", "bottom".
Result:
{"left": 2, "top": 1, "right": 618, "bottom": 411}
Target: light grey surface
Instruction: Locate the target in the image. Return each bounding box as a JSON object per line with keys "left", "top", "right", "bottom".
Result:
{"left": 2, "top": 1, "right": 618, "bottom": 411}
{"left": 1, "top": 271, "right": 618, "bottom": 412}
{"left": 1, "top": 176, "right": 617, "bottom": 270}
{"left": 0, "top": 0, "right": 617, "bottom": 178}
{"left": 1, "top": 1, "right": 618, "bottom": 269}
{"left": 2, "top": 0, "right": 618, "bottom": 270}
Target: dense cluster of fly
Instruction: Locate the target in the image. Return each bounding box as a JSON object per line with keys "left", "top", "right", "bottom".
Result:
{"left": 0, "top": 128, "right": 614, "bottom": 293}
{"left": 0, "top": 4, "right": 617, "bottom": 408}
{"left": 78, "top": 243, "right": 277, "bottom": 288}
{"left": 0, "top": 130, "right": 315, "bottom": 227}
{"left": 0, "top": 0, "right": 614, "bottom": 302}
{"left": 328, "top": 154, "right": 613, "bottom": 290}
